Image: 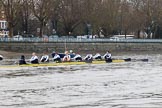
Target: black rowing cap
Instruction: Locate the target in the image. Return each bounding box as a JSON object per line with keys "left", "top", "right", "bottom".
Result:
{"left": 0, "top": 55, "right": 3, "bottom": 60}
{"left": 20, "top": 55, "right": 25, "bottom": 60}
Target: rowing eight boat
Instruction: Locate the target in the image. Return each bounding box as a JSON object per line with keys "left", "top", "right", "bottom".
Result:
{"left": 0, "top": 58, "right": 148, "bottom": 68}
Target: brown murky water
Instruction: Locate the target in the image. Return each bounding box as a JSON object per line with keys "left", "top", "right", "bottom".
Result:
{"left": 0, "top": 54, "right": 162, "bottom": 108}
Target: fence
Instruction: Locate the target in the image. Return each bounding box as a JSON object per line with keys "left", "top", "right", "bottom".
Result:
{"left": 1, "top": 37, "right": 162, "bottom": 43}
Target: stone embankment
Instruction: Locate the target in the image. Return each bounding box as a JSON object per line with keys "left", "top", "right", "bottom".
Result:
{"left": 0, "top": 42, "right": 162, "bottom": 55}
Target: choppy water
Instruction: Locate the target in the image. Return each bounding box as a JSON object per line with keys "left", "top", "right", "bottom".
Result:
{"left": 0, "top": 54, "right": 162, "bottom": 108}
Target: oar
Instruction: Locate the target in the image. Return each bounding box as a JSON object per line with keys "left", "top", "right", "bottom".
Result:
{"left": 131, "top": 58, "right": 149, "bottom": 62}
{"left": 113, "top": 58, "right": 148, "bottom": 62}
{"left": 123, "top": 58, "right": 131, "bottom": 62}
{"left": 123, "top": 58, "right": 149, "bottom": 62}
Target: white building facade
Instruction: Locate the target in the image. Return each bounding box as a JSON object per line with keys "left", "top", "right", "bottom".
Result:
{"left": 0, "top": 9, "right": 8, "bottom": 38}
{"left": 0, "top": 20, "right": 8, "bottom": 37}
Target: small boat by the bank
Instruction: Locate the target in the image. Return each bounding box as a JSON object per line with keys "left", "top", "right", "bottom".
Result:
{"left": 0, "top": 58, "right": 148, "bottom": 69}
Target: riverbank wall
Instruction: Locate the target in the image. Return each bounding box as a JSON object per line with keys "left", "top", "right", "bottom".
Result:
{"left": 0, "top": 42, "right": 162, "bottom": 54}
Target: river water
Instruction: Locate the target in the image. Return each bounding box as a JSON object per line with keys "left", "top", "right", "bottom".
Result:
{"left": 0, "top": 54, "right": 162, "bottom": 108}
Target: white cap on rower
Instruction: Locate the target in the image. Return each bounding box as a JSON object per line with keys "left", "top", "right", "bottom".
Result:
{"left": 70, "top": 50, "right": 73, "bottom": 53}
{"left": 0, "top": 55, "right": 3, "bottom": 58}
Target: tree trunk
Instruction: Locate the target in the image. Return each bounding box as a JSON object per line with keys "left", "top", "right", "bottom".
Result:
{"left": 52, "top": 20, "right": 58, "bottom": 30}
{"left": 24, "top": 17, "right": 28, "bottom": 34}
{"left": 39, "top": 22, "right": 44, "bottom": 37}
{"left": 137, "top": 30, "right": 140, "bottom": 39}
{"left": 8, "top": 23, "right": 14, "bottom": 38}
{"left": 124, "top": 29, "right": 127, "bottom": 39}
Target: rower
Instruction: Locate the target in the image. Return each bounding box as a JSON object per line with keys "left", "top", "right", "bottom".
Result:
{"left": 103, "top": 51, "right": 112, "bottom": 62}
{"left": 63, "top": 51, "right": 71, "bottom": 62}
{"left": 69, "top": 50, "right": 74, "bottom": 54}
{"left": 74, "top": 54, "right": 82, "bottom": 61}
{"left": 19, "top": 55, "right": 27, "bottom": 65}
{"left": 84, "top": 54, "right": 93, "bottom": 61}
{"left": 30, "top": 52, "right": 39, "bottom": 64}
{"left": 69, "top": 50, "right": 76, "bottom": 58}
{"left": 51, "top": 51, "right": 56, "bottom": 58}
{"left": 93, "top": 53, "right": 102, "bottom": 60}
{"left": 53, "top": 53, "right": 61, "bottom": 62}
{"left": 58, "top": 53, "right": 66, "bottom": 59}
{"left": 40, "top": 53, "right": 49, "bottom": 62}
{"left": 0, "top": 55, "right": 3, "bottom": 60}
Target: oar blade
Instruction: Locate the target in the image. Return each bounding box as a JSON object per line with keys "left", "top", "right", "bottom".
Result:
{"left": 140, "top": 59, "right": 149, "bottom": 62}
{"left": 124, "top": 58, "right": 131, "bottom": 62}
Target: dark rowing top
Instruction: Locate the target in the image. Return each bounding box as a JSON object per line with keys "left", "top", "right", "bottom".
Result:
{"left": 52, "top": 53, "right": 76, "bottom": 58}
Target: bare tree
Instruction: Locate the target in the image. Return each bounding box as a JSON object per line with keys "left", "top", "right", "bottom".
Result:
{"left": 48, "top": 0, "right": 60, "bottom": 35}
{"left": 80, "top": 0, "right": 100, "bottom": 35}
{"left": 119, "top": 0, "right": 133, "bottom": 37}
{"left": 30, "top": 0, "right": 53, "bottom": 37}
{"left": 1, "top": 0, "right": 162, "bottom": 38}
{"left": 58, "top": 0, "right": 83, "bottom": 35}
{"left": 20, "top": 0, "right": 31, "bottom": 35}
{"left": 92, "top": 0, "right": 120, "bottom": 37}
{"left": 0, "top": 0, "right": 21, "bottom": 37}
